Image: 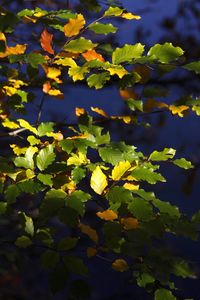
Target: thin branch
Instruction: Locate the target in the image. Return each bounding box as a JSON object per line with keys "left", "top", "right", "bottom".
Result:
{"left": 36, "top": 94, "right": 45, "bottom": 125}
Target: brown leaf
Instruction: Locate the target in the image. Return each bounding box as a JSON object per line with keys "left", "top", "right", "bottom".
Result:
{"left": 40, "top": 29, "right": 54, "bottom": 55}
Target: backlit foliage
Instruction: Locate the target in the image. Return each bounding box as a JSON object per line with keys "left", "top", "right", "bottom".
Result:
{"left": 0, "top": 3, "right": 200, "bottom": 299}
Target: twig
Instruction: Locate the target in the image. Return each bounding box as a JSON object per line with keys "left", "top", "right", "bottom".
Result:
{"left": 36, "top": 94, "right": 45, "bottom": 125}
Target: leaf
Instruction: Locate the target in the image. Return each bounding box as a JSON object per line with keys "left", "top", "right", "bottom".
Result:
{"left": 36, "top": 145, "right": 55, "bottom": 171}
{"left": 183, "top": 61, "right": 200, "bottom": 74}
{"left": 46, "top": 67, "right": 62, "bottom": 83}
{"left": 64, "top": 14, "right": 85, "bottom": 37}
{"left": 107, "top": 65, "right": 128, "bottom": 78}
{"left": 88, "top": 22, "right": 117, "bottom": 35}
{"left": 91, "top": 107, "right": 109, "bottom": 118}
{"left": 96, "top": 209, "right": 118, "bottom": 221}
{"left": 18, "top": 212, "right": 34, "bottom": 236}
{"left": 54, "top": 57, "right": 77, "bottom": 67}
{"left": 64, "top": 37, "right": 98, "bottom": 53}
{"left": 132, "top": 164, "right": 166, "bottom": 184}
{"left": 40, "top": 189, "right": 67, "bottom": 220}
{"left": 15, "top": 235, "right": 32, "bottom": 248}
{"left": 173, "top": 158, "right": 193, "bottom": 170}
{"left": 87, "top": 72, "right": 110, "bottom": 89}
{"left": 64, "top": 256, "right": 88, "bottom": 276}
{"left": 155, "top": 289, "right": 176, "bottom": 300}
{"left": 41, "top": 250, "right": 59, "bottom": 269}
{"left": 5, "top": 185, "right": 20, "bottom": 204}
{"left": 87, "top": 247, "right": 97, "bottom": 258}
{"left": 90, "top": 166, "right": 108, "bottom": 195}
{"left": 2, "top": 118, "right": 20, "bottom": 129}
{"left": 123, "top": 183, "right": 139, "bottom": 190}
{"left": 68, "top": 66, "right": 88, "bottom": 82}
{"left": 149, "top": 148, "right": 176, "bottom": 161}
{"left": 121, "top": 12, "right": 141, "bottom": 20}
{"left": 121, "top": 217, "right": 139, "bottom": 230}
{"left": 103, "top": 6, "right": 124, "bottom": 17}
{"left": 79, "top": 223, "right": 98, "bottom": 243}
{"left": 14, "top": 146, "right": 38, "bottom": 170}
{"left": 72, "top": 167, "right": 86, "bottom": 183}
{"left": 128, "top": 198, "right": 153, "bottom": 221}
{"left": 192, "top": 105, "right": 200, "bottom": 116}
{"left": 58, "top": 237, "right": 78, "bottom": 251}
{"left": 67, "top": 191, "right": 91, "bottom": 216}
{"left": 82, "top": 49, "right": 105, "bottom": 62}
{"left": 38, "top": 122, "right": 54, "bottom": 137}
{"left": 37, "top": 173, "right": 53, "bottom": 186}
{"left": 40, "top": 29, "right": 54, "bottom": 55}
{"left": 18, "top": 119, "right": 37, "bottom": 135}
{"left": 112, "top": 43, "right": 144, "bottom": 64}
{"left": 152, "top": 199, "right": 180, "bottom": 218}
{"left": 173, "top": 259, "right": 196, "bottom": 279}
{"left": 169, "top": 105, "right": 189, "bottom": 117}
{"left": 26, "top": 53, "right": 46, "bottom": 68}
{"left": 112, "top": 259, "right": 129, "bottom": 272}
{"left": 148, "top": 42, "right": 184, "bottom": 63}
{"left": 111, "top": 161, "right": 131, "bottom": 181}
{"left": 67, "top": 151, "right": 89, "bottom": 166}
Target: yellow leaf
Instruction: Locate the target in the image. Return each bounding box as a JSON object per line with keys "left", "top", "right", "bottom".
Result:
{"left": 90, "top": 166, "right": 108, "bottom": 195}
{"left": 79, "top": 223, "right": 98, "bottom": 243}
{"left": 67, "top": 151, "right": 89, "bottom": 166}
{"left": 82, "top": 49, "right": 105, "bottom": 62}
{"left": 2, "top": 118, "right": 19, "bottom": 129}
{"left": 87, "top": 247, "right": 97, "bottom": 258}
{"left": 9, "top": 79, "right": 27, "bottom": 89}
{"left": 123, "top": 182, "right": 139, "bottom": 190}
{"left": 10, "top": 144, "right": 27, "bottom": 156}
{"left": 96, "top": 209, "right": 118, "bottom": 221}
{"left": 64, "top": 14, "right": 86, "bottom": 37}
{"left": 121, "top": 217, "right": 139, "bottom": 230}
{"left": 112, "top": 259, "right": 129, "bottom": 272}
{"left": 68, "top": 66, "right": 88, "bottom": 82}
{"left": 107, "top": 65, "right": 128, "bottom": 78}
{"left": 111, "top": 115, "right": 133, "bottom": 124}
{"left": 121, "top": 12, "right": 141, "bottom": 20}
{"left": 18, "top": 119, "right": 38, "bottom": 135}
{"left": 46, "top": 67, "right": 62, "bottom": 83}
{"left": 48, "top": 89, "right": 64, "bottom": 99}
{"left": 0, "top": 44, "right": 26, "bottom": 58}
{"left": 54, "top": 57, "right": 77, "bottom": 67}
{"left": 3, "top": 86, "right": 17, "bottom": 96}
{"left": 169, "top": 105, "right": 189, "bottom": 117}
{"left": 46, "top": 132, "right": 64, "bottom": 140}
{"left": 75, "top": 107, "right": 86, "bottom": 116}
{"left": 91, "top": 107, "right": 109, "bottom": 118}
{"left": 112, "top": 161, "right": 131, "bottom": 181}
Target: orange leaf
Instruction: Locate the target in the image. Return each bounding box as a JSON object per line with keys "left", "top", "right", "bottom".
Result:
{"left": 75, "top": 107, "right": 86, "bottom": 116}
{"left": 119, "top": 89, "right": 138, "bottom": 100}
{"left": 91, "top": 107, "right": 109, "bottom": 118}
{"left": 96, "top": 209, "right": 118, "bottom": 221}
{"left": 43, "top": 81, "right": 51, "bottom": 93}
{"left": 82, "top": 50, "right": 105, "bottom": 62}
{"left": 64, "top": 14, "right": 85, "bottom": 37}
{"left": 112, "top": 259, "right": 129, "bottom": 272}
{"left": 40, "top": 29, "right": 54, "bottom": 55}
{"left": 79, "top": 223, "right": 98, "bottom": 243}
{"left": 87, "top": 247, "right": 97, "bottom": 258}
{"left": 121, "top": 217, "right": 139, "bottom": 230}
{"left": 144, "top": 99, "right": 168, "bottom": 112}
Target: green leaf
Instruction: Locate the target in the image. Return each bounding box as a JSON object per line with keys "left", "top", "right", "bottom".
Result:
{"left": 0, "top": 202, "right": 7, "bottom": 215}
{"left": 37, "top": 122, "right": 54, "bottom": 137}
{"left": 58, "top": 237, "right": 78, "bottom": 251}
{"left": 27, "top": 135, "right": 40, "bottom": 146}
{"left": 66, "top": 191, "right": 91, "bottom": 216}
{"left": 173, "top": 158, "right": 193, "bottom": 169}
{"left": 126, "top": 99, "right": 143, "bottom": 111}
{"left": 152, "top": 199, "right": 180, "bottom": 218}
{"left": 5, "top": 185, "right": 20, "bottom": 204}
{"left": 18, "top": 212, "right": 34, "bottom": 236}
{"left": 87, "top": 72, "right": 110, "bottom": 89}
{"left": 149, "top": 148, "right": 176, "bottom": 161}
{"left": 137, "top": 272, "right": 155, "bottom": 288}
{"left": 37, "top": 173, "right": 53, "bottom": 186}
{"left": 112, "top": 43, "right": 144, "bottom": 64}
{"left": 183, "top": 61, "right": 200, "bottom": 74}
{"left": 155, "top": 288, "right": 176, "bottom": 300}
{"left": 49, "top": 266, "right": 68, "bottom": 294}
{"left": 14, "top": 146, "right": 38, "bottom": 170}
{"left": 71, "top": 167, "right": 86, "bottom": 183}
{"left": 173, "top": 259, "right": 196, "bottom": 279}
{"left": 148, "top": 42, "right": 184, "bottom": 63}
{"left": 99, "top": 142, "right": 142, "bottom": 165}
{"left": 106, "top": 186, "right": 133, "bottom": 210}
{"left": 58, "top": 207, "right": 79, "bottom": 228}
{"left": 64, "top": 256, "right": 88, "bottom": 276}
{"left": 103, "top": 221, "right": 122, "bottom": 250}
{"left": 128, "top": 197, "right": 153, "bottom": 221}
{"left": 68, "top": 66, "right": 88, "bottom": 82}
{"left": 59, "top": 139, "right": 74, "bottom": 154}
{"left": 103, "top": 6, "right": 124, "bottom": 17}
{"left": 41, "top": 250, "right": 59, "bottom": 269}
{"left": 132, "top": 164, "right": 166, "bottom": 184}
{"left": 40, "top": 189, "right": 67, "bottom": 220}
{"left": 26, "top": 53, "right": 46, "bottom": 68}
{"left": 88, "top": 22, "right": 117, "bottom": 35}
{"left": 36, "top": 145, "right": 55, "bottom": 171}
{"left": 15, "top": 235, "right": 32, "bottom": 248}
{"left": 64, "top": 37, "right": 98, "bottom": 53}
{"left": 17, "top": 180, "right": 42, "bottom": 194}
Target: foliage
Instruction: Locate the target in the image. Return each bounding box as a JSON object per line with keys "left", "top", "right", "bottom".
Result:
{"left": 0, "top": 3, "right": 200, "bottom": 299}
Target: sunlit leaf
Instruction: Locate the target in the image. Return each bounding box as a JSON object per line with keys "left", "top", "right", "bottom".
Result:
{"left": 40, "top": 29, "right": 54, "bottom": 55}
{"left": 107, "top": 65, "right": 128, "bottom": 78}
{"left": 183, "top": 61, "right": 200, "bottom": 74}
{"left": 103, "top": 6, "right": 124, "bottom": 17}
{"left": 15, "top": 235, "right": 32, "bottom": 248}
{"left": 46, "top": 67, "right": 62, "bottom": 83}
{"left": 64, "top": 37, "right": 98, "bottom": 53}
{"left": 2, "top": 118, "right": 20, "bottom": 129}
{"left": 64, "top": 14, "right": 85, "bottom": 37}
{"left": 54, "top": 57, "right": 77, "bottom": 67}
{"left": 112, "top": 259, "right": 129, "bottom": 272}
{"left": 67, "top": 151, "right": 89, "bottom": 166}
{"left": 68, "top": 66, "right": 88, "bottom": 81}
{"left": 91, "top": 107, "right": 109, "bottom": 118}
{"left": 111, "top": 161, "right": 131, "bottom": 181}
{"left": 169, "top": 105, "right": 189, "bottom": 117}
{"left": 82, "top": 49, "right": 105, "bottom": 62}
{"left": 36, "top": 145, "right": 55, "bottom": 171}
{"left": 173, "top": 158, "right": 193, "bottom": 169}
{"left": 149, "top": 148, "right": 176, "bottom": 161}
{"left": 14, "top": 146, "right": 38, "bottom": 170}
{"left": 112, "top": 43, "right": 144, "bottom": 64}
{"left": 88, "top": 22, "right": 117, "bottom": 35}
{"left": 121, "top": 12, "right": 141, "bottom": 20}
{"left": 87, "top": 72, "right": 110, "bottom": 89}
{"left": 148, "top": 42, "right": 184, "bottom": 63}
{"left": 90, "top": 166, "right": 108, "bottom": 195}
